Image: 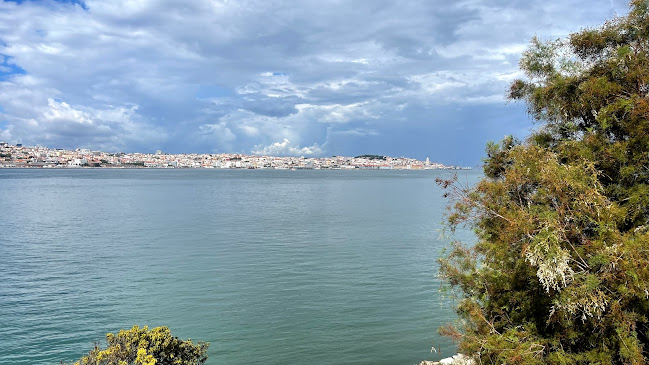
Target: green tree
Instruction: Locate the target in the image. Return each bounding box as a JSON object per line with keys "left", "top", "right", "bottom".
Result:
{"left": 439, "top": 1, "right": 649, "bottom": 363}
{"left": 63, "top": 325, "right": 209, "bottom": 365}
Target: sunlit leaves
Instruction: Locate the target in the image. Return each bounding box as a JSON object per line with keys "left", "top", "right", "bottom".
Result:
{"left": 439, "top": 1, "right": 649, "bottom": 363}
{"left": 64, "top": 326, "right": 209, "bottom": 365}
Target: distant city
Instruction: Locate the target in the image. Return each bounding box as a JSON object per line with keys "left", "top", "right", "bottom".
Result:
{"left": 0, "top": 142, "right": 470, "bottom": 170}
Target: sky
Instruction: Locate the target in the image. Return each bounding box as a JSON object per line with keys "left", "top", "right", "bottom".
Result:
{"left": 0, "top": 0, "right": 630, "bottom": 165}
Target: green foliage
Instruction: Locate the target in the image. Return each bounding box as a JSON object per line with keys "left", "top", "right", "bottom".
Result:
{"left": 63, "top": 325, "right": 209, "bottom": 365}
{"left": 355, "top": 154, "right": 387, "bottom": 160}
{"left": 440, "top": 1, "right": 649, "bottom": 363}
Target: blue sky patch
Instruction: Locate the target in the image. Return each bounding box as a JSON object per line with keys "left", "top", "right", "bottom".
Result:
{"left": 0, "top": 54, "right": 26, "bottom": 81}
{"left": 3, "top": 0, "right": 87, "bottom": 10}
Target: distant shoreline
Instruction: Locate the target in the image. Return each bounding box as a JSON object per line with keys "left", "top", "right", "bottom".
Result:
{"left": 0, "top": 165, "right": 472, "bottom": 170}
{"left": 0, "top": 142, "right": 473, "bottom": 170}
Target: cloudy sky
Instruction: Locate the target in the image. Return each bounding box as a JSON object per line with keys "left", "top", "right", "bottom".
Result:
{"left": 0, "top": 0, "right": 629, "bottom": 165}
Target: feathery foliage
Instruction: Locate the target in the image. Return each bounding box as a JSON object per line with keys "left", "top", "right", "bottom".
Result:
{"left": 439, "top": 1, "right": 649, "bottom": 363}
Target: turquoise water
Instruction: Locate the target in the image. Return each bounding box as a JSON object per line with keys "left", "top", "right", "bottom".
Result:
{"left": 0, "top": 169, "right": 480, "bottom": 365}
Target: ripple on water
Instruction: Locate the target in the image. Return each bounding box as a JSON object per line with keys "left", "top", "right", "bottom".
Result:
{"left": 0, "top": 169, "right": 480, "bottom": 365}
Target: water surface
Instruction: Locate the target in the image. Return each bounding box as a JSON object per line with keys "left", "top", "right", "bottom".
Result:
{"left": 0, "top": 169, "right": 479, "bottom": 364}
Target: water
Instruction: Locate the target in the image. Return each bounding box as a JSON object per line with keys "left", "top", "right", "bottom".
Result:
{"left": 0, "top": 169, "right": 480, "bottom": 365}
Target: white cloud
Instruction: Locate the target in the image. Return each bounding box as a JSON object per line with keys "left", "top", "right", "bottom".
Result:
{"left": 239, "top": 125, "right": 260, "bottom": 137}
{"left": 332, "top": 128, "right": 379, "bottom": 137}
{"left": 295, "top": 102, "right": 377, "bottom": 124}
{"left": 199, "top": 122, "right": 236, "bottom": 143}
{"left": 44, "top": 98, "right": 93, "bottom": 124}
{"left": 0, "top": 77, "right": 166, "bottom": 151}
{"left": 0, "top": 0, "right": 631, "bottom": 162}
{"left": 252, "top": 138, "right": 323, "bottom": 156}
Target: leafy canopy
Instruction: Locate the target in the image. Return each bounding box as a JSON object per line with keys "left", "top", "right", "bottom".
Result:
{"left": 64, "top": 325, "right": 209, "bottom": 365}
{"left": 439, "top": 1, "right": 649, "bottom": 364}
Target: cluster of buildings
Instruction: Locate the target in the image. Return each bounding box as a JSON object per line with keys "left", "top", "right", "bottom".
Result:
{"left": 0, "top": 142, "right": 468, "bottom": 170}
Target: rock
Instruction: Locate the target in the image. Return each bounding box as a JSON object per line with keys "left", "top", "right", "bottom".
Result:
{"left": 419, "top": 353, "right": 475, "bottom": 365}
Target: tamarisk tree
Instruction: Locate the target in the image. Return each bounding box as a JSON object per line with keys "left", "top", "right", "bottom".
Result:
{"left": 439, "top": 1, "right": 649, "bottom": 363}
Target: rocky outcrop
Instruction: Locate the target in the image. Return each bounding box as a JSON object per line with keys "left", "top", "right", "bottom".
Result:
{"left": 419, "top": 353, "right": 474, "bottom": 365}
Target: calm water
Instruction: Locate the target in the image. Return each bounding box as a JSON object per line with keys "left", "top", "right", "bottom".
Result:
{"left": 0, "top": 169, "right": 480, "bottom": 365}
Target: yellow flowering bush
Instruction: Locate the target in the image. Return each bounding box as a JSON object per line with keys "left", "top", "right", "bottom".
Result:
{"left": 64, "top": 325, "right": 208, "bottom": 365}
